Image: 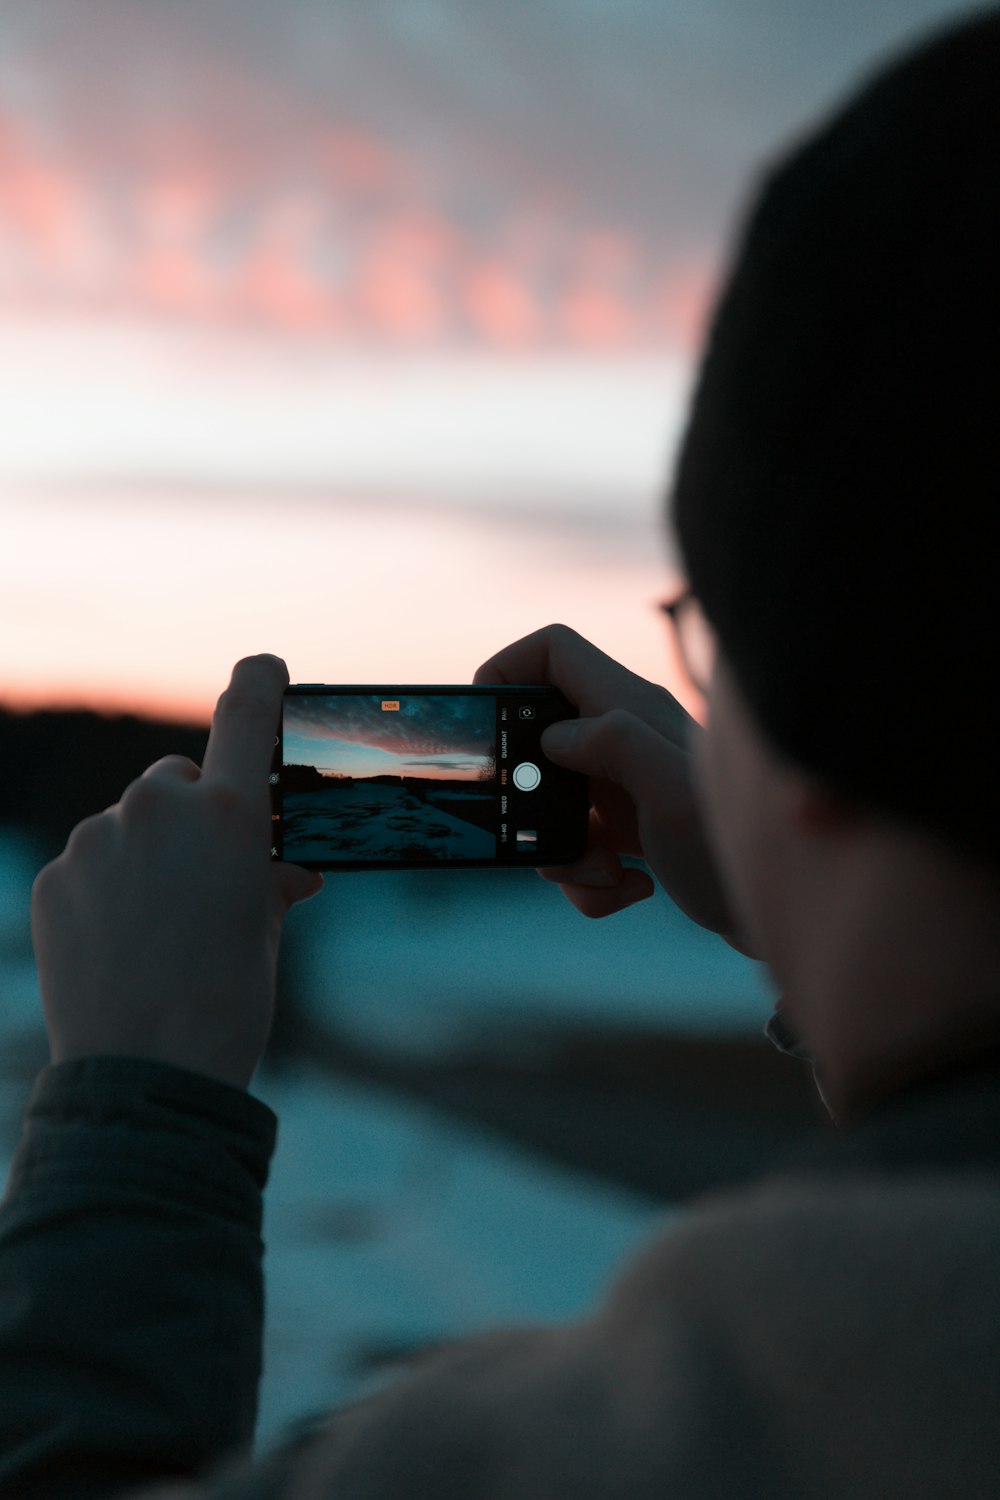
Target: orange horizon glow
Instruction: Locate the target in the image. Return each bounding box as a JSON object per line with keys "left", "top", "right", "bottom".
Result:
{"left": 0, "top": 661, "right": 705, "bottom": 737}
{"left": 0, "top": 678, "right": 707, "bottom": 732}
{"left": 0, "top": 489, "right": 705, "bottom": 734}
{"left": 0, "top": 685, "right": 213, "bottom": 730}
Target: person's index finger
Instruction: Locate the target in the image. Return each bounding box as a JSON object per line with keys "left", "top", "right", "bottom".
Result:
{"left": 473, "top": 623, "right": 572, "bottom": 687}
{"left": 202, "top": 654, "right": 288, "bottom": 790}
{"left": 472, "top": 623, "right": 633, "bottom": 717}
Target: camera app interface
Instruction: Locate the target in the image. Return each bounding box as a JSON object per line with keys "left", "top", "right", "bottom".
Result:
{"left": 280, "top": 694, "right": 498, "bottom": 863}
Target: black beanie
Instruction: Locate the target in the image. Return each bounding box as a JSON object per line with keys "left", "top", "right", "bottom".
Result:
{"left": 672, "top": 7, "right": 1000, "bottom": 875}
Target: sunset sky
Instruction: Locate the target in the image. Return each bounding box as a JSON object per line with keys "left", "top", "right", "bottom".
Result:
{"left": 0, "top": 0, "right": 974, "bottom": 724}
{"left": 284, "top": 692, "right": 495, "bottom": 781}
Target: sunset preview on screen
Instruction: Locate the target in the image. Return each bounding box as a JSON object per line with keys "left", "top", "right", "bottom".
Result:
{"left": 276, "top": 692, "right": 519, "bottom": 863}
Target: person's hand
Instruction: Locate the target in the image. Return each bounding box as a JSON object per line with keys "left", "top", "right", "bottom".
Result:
{"left": 30, "top": 654, "right": 325, "bottom": 1090}
{"left": 474, "top": 623, "right": 754, "bottom": 951}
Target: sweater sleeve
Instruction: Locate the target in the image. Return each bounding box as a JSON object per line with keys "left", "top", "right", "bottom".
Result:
{"left": 182, "top": 1169, "right": 1000, "bottom": 1500}
{"left": 0, "top": 1055, "right": 277, "bottom": 1500}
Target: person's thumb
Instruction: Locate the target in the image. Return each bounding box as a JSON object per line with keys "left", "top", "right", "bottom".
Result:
{"left": 540, "top": 718, "right": 583, "bottom": 760}
{"left": 273, "top": 862, "right": 325, "bottom": 913}
{"left": 541, "top": 710, "right": 678, "bottom": 801}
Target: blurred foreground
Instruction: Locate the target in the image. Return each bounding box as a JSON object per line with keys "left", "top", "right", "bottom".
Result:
{"left": 0, "top": 705, "right": 823, "bottom": 1444}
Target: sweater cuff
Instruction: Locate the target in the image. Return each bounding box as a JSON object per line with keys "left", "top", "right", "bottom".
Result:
{"left": 3, "top": 1055, "right": 278, "bottom": 1230}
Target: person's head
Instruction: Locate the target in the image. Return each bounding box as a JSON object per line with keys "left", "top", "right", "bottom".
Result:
{"left": 672, "top": 6, "right": 999, "bottom": 877}
{"left": 668, "top": 9, "right": 1000, "bottom": 1103}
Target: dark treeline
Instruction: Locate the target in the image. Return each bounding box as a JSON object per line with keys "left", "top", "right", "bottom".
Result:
{"left": 281, "top": 764, "right": 329, "bottom": 793}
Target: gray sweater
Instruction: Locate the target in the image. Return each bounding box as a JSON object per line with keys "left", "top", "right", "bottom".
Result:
{"left": 1, "top": 1049, "right": 999, "bottom": 1499}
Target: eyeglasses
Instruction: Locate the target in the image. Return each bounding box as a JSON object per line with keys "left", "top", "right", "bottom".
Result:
{"left": 657, "top": 588, "right": 717, "bottom": 697}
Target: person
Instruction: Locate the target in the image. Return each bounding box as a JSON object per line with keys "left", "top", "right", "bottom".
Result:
{"left": 3, "top": 8, "right": 1000, "bottom": 1496}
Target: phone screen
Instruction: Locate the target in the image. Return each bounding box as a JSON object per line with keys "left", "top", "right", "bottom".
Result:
{"left": 270, "top": 685, "right": 590, "bottom": 871}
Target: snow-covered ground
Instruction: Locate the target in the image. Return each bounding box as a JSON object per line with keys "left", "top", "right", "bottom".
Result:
{"left": 282, "top": 782, "right": 495, "bottom": 863}
{"left": 0, "top": 825, "right": 774, "bottom": 1447}
{"left": 254, "top": 1064, "right": 674, "bottom": 1447}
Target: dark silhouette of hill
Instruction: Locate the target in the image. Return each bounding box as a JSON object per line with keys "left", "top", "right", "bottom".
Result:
{"left": 364, "top": 774, "right": 490, "bottom": 791}
{"left": 280, "top": 768, "right": 491, "bottom": 799}
{"left": 0, "top": 703, "right": 210, "bottom": 860}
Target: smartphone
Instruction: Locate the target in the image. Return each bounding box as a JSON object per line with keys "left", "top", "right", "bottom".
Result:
{"left": 269, "top": 684, "right": 590, "bottom": 871}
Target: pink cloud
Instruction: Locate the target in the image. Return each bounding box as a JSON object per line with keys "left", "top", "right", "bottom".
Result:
{"left": 558, "top": 282, "right": 638, "bottom": 347}
{"left": 0, "top": 78, "right": 712, "bottom": 355}
{"left": 461, "top": 261, "right": 543, "bottom": 346}
{"left": 354, "top": 252, "right": 447, "bottom": 340}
